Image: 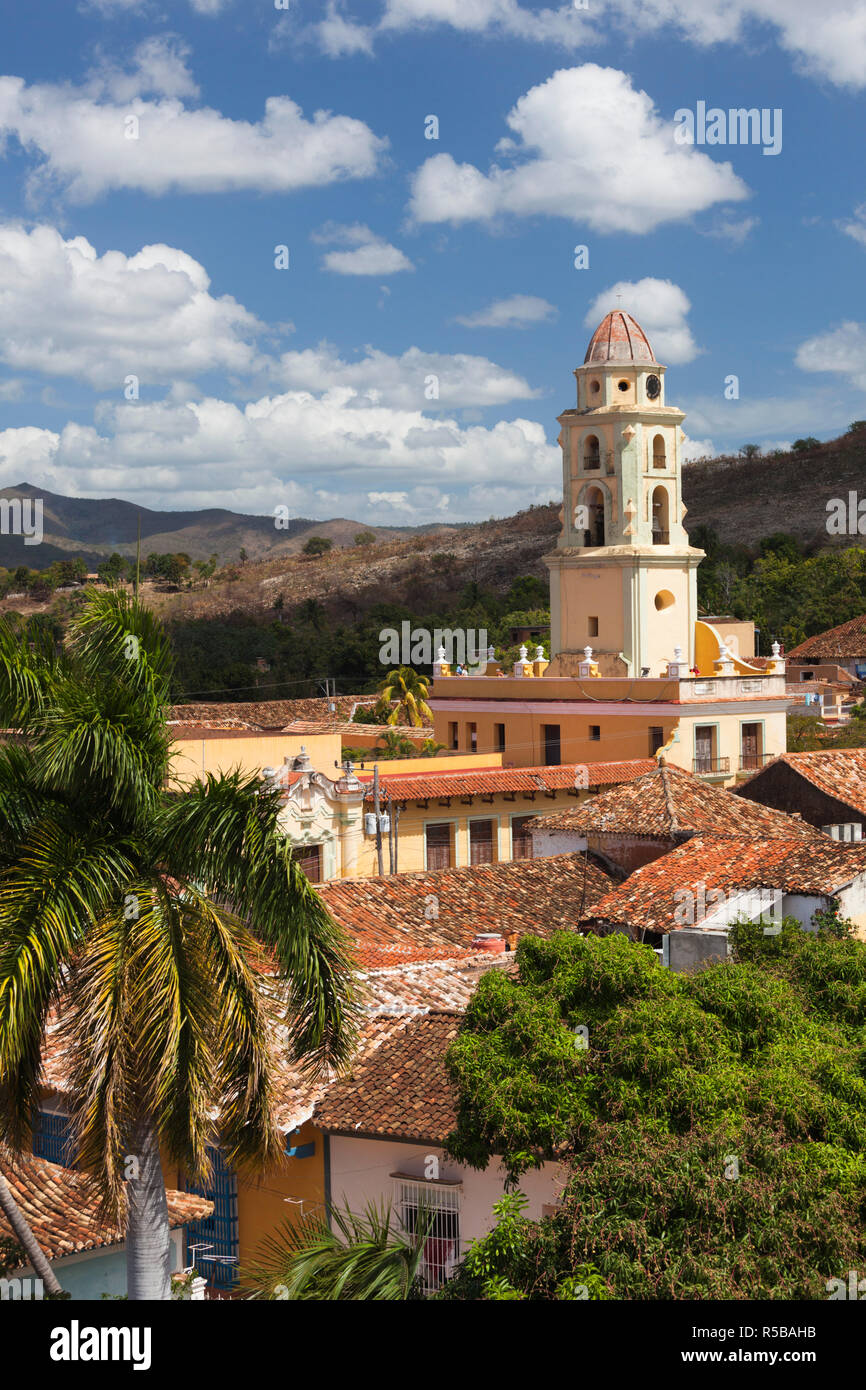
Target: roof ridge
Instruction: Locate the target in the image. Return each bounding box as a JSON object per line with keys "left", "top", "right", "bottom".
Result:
{"left": 659, "top": 762, "right": 680, "bottom": 835}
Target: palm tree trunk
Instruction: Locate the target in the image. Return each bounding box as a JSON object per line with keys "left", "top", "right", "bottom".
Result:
{"left": 125, "top": 1118, "right": 172, "bottom": 1300}
{"left": 0, "top": 1170, "right": 64, "bottom": 1295}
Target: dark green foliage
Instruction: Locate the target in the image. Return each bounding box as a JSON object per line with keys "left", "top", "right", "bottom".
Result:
{"left": 443, "top": 922, "right": 866, "bottom": 1299}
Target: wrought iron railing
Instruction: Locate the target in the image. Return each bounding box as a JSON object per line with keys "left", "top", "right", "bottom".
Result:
{"left": 693, "top": 757, "right": 730, "bottom": 775}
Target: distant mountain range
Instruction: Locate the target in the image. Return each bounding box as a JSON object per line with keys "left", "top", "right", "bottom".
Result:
{"left": 0, "top": 484, "right": 457, "bottom": 570}
{"left": 1, "top": 427, "right": 864, "bottom": 570}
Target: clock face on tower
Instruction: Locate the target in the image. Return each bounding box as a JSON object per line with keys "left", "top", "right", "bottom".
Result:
{"left": 646, "top": 374, "right": 661, "bottom": 400}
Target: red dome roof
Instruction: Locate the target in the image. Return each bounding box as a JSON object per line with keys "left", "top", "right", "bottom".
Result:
{"left": 584, "top": 310, "right": 655, "bottom": 364}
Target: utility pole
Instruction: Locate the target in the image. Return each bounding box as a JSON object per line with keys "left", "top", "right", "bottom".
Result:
{"left": 388, "top": 790, "right": 396, "bottom": 874}
{"left": 373, "top": 763, "right": 384, "bottom": 877}
{"left": 134, "top": 513, "right": 141, "bottom": 599}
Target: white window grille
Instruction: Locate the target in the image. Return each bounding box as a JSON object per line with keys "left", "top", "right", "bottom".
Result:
{"left": 393, "top": 1175, "right": 461, "bottom": 1296}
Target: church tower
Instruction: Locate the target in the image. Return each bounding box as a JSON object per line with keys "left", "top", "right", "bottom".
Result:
{"left": 544, "top": 309, "right": 704, "bottom": 678}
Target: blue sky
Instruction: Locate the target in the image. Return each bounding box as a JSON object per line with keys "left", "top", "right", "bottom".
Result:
{"left": 0, "top": 0, "right": 864, "bottom": 524}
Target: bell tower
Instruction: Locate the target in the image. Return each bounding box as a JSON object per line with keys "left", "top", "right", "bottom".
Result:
{"left": 544, "top": 309, "right": 704, "bottom": 678}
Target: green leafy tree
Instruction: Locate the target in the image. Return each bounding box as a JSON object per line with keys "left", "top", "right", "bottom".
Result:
{"left": 354, "top": 532, "right": 376, "bottom": 547}
{"left": 302, "top": 536, "right": 333, "bottom": 558}
{"left": 0, "top": 590, "right": 357, "bottom": 1300}
{"left": 442, "top": 924, "right": 866, "bottom": 1298}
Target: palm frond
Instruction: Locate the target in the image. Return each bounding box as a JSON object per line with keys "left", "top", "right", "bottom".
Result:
{"left": 155, "top": 775, "right": 360, "bottom": 1075}
{"left": 244, "top": 1200, "right": 429, "bottom": 1300}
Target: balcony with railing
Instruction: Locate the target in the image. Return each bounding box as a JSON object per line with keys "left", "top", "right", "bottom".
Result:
{"left": 693, "top": 756, "right": 730, "bottom": 776}
{"left": 738, "top": 752, "right": 775, "bottom": 772}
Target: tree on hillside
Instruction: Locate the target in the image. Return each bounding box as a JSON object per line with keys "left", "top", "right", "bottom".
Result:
{"left": 303, "top": 537, "right": 333, "bottom": 558}
{"left": 0, "top": 592, "right": 357, "bottom": 1300}
{"left": 97, "top": 552, "right": 129, "bottom": 587}
{"left": 377, "top": 666, "right": 432, "bottom": 727}
{"left": 354, "top": 532, "right": 376, "bottom": 547}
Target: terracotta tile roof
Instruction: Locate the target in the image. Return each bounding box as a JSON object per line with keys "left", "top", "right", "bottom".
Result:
{"left": 736, "top": 749, "right": 866, "bottom": 818}
{"left": 526, "top": 761, "right": 819, "bottom": 840}
{"left": 168, "top": 718, "right": 260, "bottom": 732}
{"left": 0, "top": 1150, "right": 213, "bottom": 1264}
{"left": 317, "top": 853, "right": 615, "bottom": 956}
{"left": 314, "top": 1012, "right": 461, "bottom": 1143}
{"left": 587, "top": 835, "right": 866, "bottom": 933}
{"left": 286, "top": 720, "right": 431, "bottom": 738}
{"left": 270, "top": 951, "right": 510, "bottom": 1131}
{"left": 788, "top": 615, "right": 866, "bottom": 661}
{"left": 360, "top": 759, "right": 657, "bottom": 803}
{"left": 169, "top": 696, "right": 377, "bottom": 730}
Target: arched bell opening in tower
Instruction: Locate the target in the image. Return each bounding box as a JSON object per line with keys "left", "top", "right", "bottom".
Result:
{"left": 583, "top": 434, "right": 600, "bottom": 471}
{"left": 651, "top": 486, "right": 670, "bottom": 544}
{"left": 652, "top": 433, "right": 666, "bottom": 469}
{"left": 584, "top": 487, "right": 606, "bottom": 547}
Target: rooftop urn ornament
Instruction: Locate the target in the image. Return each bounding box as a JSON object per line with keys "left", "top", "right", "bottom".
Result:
{"left": 291, "top": 744, "right": 312, "bottom": 772}
{"left": 513, "top": 643, "right": 533, "bottom": 678}
{"left": 432, "top": 644, "right": 451, "bottom": 678}
{"left": 768, "top": 639, "right": 786, "bottom": 675}
{"left": 578, "top": 644, "right": 599, "bottom": 678}
{"left": 714, "top": 642, "right": 735, "bottom": 676}
{"left": 667, "top": 644, "right": 689, "bottom": 678}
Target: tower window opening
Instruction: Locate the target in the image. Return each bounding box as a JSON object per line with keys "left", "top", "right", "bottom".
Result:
{"left": 583, "top": 434, "right": 600, "bottom": 470}
{"left": 617, "top": 379, "right": 630, "bottom": 393}
{"left": 584, "top": 488, "right": 605, "bottom": 547}
{"left": 651, "top": 486, "right": 670, "bottom": 544}
{"left": 652, "top": 434, "right": 666, "bottom": 469}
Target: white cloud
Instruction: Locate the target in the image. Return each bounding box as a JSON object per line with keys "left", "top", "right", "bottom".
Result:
{"left": 0, "top": 68, "right": 387, "bottom": 202}
{"left": 0, "top": 390, "right": 559, "bottom": 522}
{"left": 86, "top": 0, "right": 230, "bottom": 13}
{"left": 315, "top": 1, "right": 376, "bottom": 55}
{"left": 838, "top": 204, "right": 866, "bottom": 247}
{"left": 408, "top": 66, "right": 749, "bottom": 234}
{"left": 605, "top": 0, "right": 866, "bottom": 90}
{"left": 275, "top": 343, "right": 539, "bottom": 408}
{"left": 681, "top": 435, "right": 716, "bottom": 462}
{"left": 379, "top": 0, "right": 585, "bottom": 44}
{"left": 702, "top": 214, "right": 760, "bottom": 245}
{"left": 584, "top": 279, "right": 701, "bottom": 364}
{"left": 0, "top": 224, "right": 264, "bottom": 388}
{"left": 372, "top": 0, "right": 866, "bottom": 88}
{"left": 312, "top": 223, "right": 413, "bottom": 275}
{"left": 456, "top": 294, "right": 556, "bottom": 329}
{"left": 796, "top": 321, "right": 866, "bottom": 391}
{"left": 87, "top": 37, "right": 200, "bottom": 103}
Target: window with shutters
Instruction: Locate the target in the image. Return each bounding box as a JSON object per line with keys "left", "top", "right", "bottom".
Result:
{"left": 542, "top": 724, "right": 561, "bottom": 766}
{"left": 425, "top": 822, "right": 453, "bottom": 870}
{"left": 511, "top": 815, "right": 534, "bottom": 861}
{"left": 32, "top": 1109, "right": 75, "bottom": 1167}
{"left": 295, "top": 843, "right": 322, "bottom": 882}
{"left": 469, "top": 818, "right": 495, "bottom": 865}
{"left": 185, "top": 1146, "right": 239, "bottom": 1289}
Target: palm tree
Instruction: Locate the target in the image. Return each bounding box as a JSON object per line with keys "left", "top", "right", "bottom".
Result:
{"left": 374, "top": 729, "right": 416, "bottom": 759}
{"left": 244, "top": 1200, "right": 429, "bottom": 1300}
{"left": 378, "top": 667, "right": 432, "bottom": 727}
{"left": 0, "top": 590, "right": 357, "bottom": 1300}
{"left": 0, "top": 1164, "right": 63, "bottom": 1295}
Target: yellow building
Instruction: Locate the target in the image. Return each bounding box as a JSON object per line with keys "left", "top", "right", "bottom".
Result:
{"left": 429, "top": 309, "right": 790, "bottom": 787}
{"left": 270, "top": 750, "right": 656, "bottom": 880}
